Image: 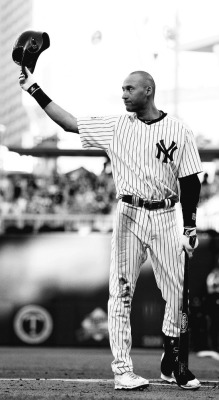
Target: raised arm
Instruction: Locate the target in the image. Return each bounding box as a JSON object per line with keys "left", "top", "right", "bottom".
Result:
{"left": 19, "top": 67, "right": 79, "bottom": 133}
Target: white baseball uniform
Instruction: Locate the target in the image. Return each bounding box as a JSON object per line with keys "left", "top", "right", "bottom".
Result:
{"left": 77, "top": 112, "right": 202, "bottom": 375}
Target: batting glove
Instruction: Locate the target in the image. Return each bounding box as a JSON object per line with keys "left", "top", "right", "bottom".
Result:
{"left": 19, "top": 67, "right": 36, "bottom": 91}
{"left": 178, "top": 227, "right": 198, "bottom": 259}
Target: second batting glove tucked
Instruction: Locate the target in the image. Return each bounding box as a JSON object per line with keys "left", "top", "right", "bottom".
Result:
{"left": 178, "top": 227, "right": 198, "bottom": 258}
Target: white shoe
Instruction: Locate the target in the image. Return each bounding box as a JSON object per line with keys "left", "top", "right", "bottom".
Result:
{"left": 161, "top": 371, "right": 201, "bottom": 390}
{"left": 114, "top": 371, "right": 149, "bottom": 390}
{"left": 160, "top": 353, "right": 201, "bottom": 390}
{"left": 179, "top": 378, "right": 201, "bottom": 390}
{"left": 161, "top": 371, "right": 176, "bottom": 383}
{"left": 160, "top": 353, "right": 176, "bottom": 383}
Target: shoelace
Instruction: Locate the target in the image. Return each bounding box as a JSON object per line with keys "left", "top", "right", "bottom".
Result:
{"left": 126, "top": 372, "right": 140, "bottom": 380}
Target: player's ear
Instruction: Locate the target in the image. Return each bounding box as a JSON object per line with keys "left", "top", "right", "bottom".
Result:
{"left": 146, "top": 86, "right": 153, "bottom": 96}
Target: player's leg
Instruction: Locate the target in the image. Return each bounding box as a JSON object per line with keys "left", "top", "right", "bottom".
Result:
{"left": 149, "top": 208, "right": 183, "bottom": 337}
{"left": 149, "top": 207, "right": 200, "bottom": 389}
{"left": 108, "top": 201, "right": 149, "bottom": 389}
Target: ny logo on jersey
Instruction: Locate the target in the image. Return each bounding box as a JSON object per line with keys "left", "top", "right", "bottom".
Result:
{"left": 156, "top": 140, "right": 178, "bottom": 163}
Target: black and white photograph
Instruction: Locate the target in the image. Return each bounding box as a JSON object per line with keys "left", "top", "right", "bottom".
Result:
{"left": 0, "top": 0, "right": 219, "bottom": 398}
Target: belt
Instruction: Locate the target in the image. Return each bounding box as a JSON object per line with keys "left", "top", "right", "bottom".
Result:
{"left": 121, "top": 195, "right": 175, "bottom": 210}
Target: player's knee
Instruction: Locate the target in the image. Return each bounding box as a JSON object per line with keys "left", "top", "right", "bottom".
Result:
{"left": 118, "top": 277, "right": 132, "bottom": 306}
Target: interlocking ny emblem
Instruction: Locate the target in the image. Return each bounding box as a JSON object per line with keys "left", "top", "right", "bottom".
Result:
{"left": 156, "top": 140, "right": 178, "bottom": 163}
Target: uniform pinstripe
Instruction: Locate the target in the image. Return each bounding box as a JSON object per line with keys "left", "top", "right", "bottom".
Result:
{"left": 78, "top": 112, "right": 202, "bottom": 375}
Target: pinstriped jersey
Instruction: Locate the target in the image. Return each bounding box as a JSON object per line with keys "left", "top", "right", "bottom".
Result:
{"left": 77, "top": 113, "right": 202, "bottom": 201}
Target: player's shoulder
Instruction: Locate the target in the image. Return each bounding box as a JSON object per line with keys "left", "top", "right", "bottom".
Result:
{"left": 165, "top": 114, "right": 193, "bottom": 134}
{"left": 77, "top": 114, "right": 121, "bottom": 127}
{"left": 165, "top": 114, "right": 189, "bottom": 128}
{"left": 113, "top": 113, "right": 135, "bottom": 125}
{"left": 117, "top": 113, "right": 134, "bottom": 121}
{"left": 88, "top": 115, "right": 120, "bottom": 122}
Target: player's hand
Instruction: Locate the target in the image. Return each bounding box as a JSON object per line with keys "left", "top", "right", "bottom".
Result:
{"left": 178, "top": 227, "right": 198, "bottom": 259}
{"left": 19, "top": 67, "right": 36, "bottom": 91}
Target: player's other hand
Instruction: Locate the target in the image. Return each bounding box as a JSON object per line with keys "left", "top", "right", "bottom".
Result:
{"left": 19, "top": 67, "right": 36, "bottom": 91}
{"left": 178, "top": 227, "right": 198, "bottom": 259}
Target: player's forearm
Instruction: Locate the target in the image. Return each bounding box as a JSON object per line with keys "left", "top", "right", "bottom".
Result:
{"left": 178, "top": 173, "right": 201, "bottom": 257}
{"left": 44, "top": 101, "right": 79, "bottom": 133}
{"left": 19, "top": 68, "right": 79, "bottom": 133}
{"left": 179, "top": 173, "right": 201, "bottom": 227}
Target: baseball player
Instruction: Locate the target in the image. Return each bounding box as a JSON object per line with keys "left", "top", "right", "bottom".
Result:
{"left": 19, "top": 68, "right": 202, "bottom": 391}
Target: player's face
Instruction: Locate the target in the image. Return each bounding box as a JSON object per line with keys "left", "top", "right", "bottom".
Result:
{"left": 122, "top": 75, "right": 150, "bottom": 112}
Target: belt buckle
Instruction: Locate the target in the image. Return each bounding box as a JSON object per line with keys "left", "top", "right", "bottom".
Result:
{"left": 149, "top": 200, "right": 160, "bottom": 210}
{"left": 143, "top": 200, "right": 152, "bottom": 210}
{"left": 148, "top": 202, "right": 153, "bottom": 210}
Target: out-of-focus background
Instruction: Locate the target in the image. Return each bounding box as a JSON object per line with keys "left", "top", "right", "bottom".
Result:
{"left": 0, "top": 0, "right": 219, "bottom": 353}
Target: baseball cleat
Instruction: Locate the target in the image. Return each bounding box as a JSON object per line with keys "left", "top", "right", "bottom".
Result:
{"left": 178, "top": 377, "right": 201, "bottom": 390}
{"left": 161, "top": 371, "right": 176, "bottom": 383}
{"left": 161, "top": 352, "right": 201, "bottom": 390}
{"left": 161, "top": 352, "right": 176, "bottom": 383}
{"left": 174, "top": 369, "right": 201, "bottom": 390}
{"left": 114, "top": 371, "right": 149, "bottom": 390}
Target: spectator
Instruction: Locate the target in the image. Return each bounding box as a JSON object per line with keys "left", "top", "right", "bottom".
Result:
{"left": 0, "top": 166, "right": 117, "bottom": 231}
{"left": 200, "top": 173, "right": 210, "bottom": 203}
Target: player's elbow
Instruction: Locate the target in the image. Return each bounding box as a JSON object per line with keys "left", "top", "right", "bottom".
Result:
{"left": 45, "top": 103, "right": 79, "bottom": 133}
{"left": 179, "top": 174, "right": 201, "bottom": 204}
{"left": 64, "top": 114, "right": 79, "bottom": 133}
{"left": 54, "top": 112, "right": 78, "bottom": 133}
{"left": 62, "top": 118, "right": 79, "bottom": 134}
{"left": 63, "top": 126, "right": 79, "bottom": 134}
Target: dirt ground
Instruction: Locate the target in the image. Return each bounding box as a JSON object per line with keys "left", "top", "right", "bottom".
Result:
{"left": 0, "top": 347, "right": 218, "bottom": 399}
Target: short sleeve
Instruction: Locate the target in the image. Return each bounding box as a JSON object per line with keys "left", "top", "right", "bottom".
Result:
{"left": 77, "top": 115, "right": 118, "bottom": 150}
{"left": 178, "top": 130, "right": 203, "bottom": 178}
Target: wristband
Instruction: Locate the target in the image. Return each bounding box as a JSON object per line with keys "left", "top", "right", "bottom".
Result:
{"left": 27, "top": 83, "right": 52, "bottom": 109}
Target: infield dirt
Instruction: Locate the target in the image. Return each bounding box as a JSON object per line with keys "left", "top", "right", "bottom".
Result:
{"left": 0, "top": 347, "right": 218, "bottom": 399}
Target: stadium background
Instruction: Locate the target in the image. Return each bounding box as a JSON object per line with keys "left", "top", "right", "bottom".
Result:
{"left": 0, "top": 151, "right": 219, "bottom": 352}
{"left": 0, "top": 0, "right": 219, "bottom": 361}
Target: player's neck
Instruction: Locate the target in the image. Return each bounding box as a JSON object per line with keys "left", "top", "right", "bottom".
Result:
{"left": 136, "top": 105, "right": 160, "bottom": 123}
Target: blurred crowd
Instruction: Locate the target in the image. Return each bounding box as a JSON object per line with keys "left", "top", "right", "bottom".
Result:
{"left": 199, "top": 171, "right": 219, "bottom": 204}
{"left": 0, "top": 165, "right": 219, "bottom": 233}
{"left": 0, "top": 163, "right": 117, "bottom": 217}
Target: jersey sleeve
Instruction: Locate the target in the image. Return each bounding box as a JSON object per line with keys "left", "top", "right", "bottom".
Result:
{"left": 178, "top": 129, "right": 203, "bottom": 178}
{"left": 77, "top": 115, "right": 118, "bottom": 150}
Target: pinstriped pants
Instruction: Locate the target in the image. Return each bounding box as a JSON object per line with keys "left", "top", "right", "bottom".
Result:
{"left": 108, "top": 200, "right": 184, "bottom": 375}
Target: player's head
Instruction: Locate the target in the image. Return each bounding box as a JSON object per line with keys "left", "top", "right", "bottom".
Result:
{"left": 122, "top": 71, "right": 156, "bottom": 112}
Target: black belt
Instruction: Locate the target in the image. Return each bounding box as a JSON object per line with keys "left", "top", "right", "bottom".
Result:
{"left": 121, "top": 195, "right": 175, "bottom": 210}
